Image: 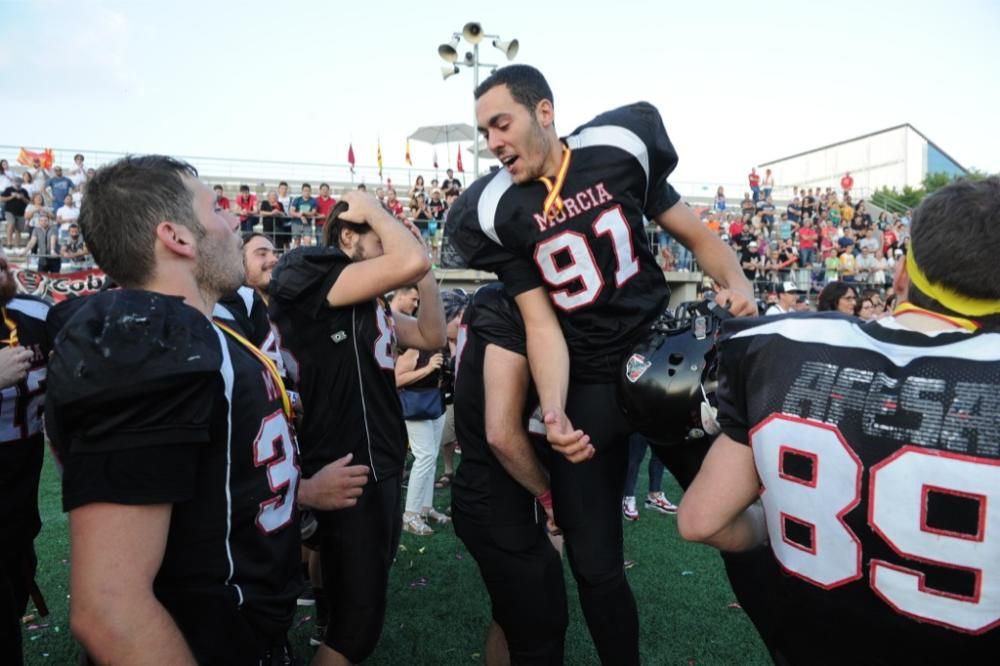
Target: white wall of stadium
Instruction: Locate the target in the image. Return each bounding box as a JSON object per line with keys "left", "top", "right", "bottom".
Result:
{"left": 759, "top": 124, "right": 967, "bottom": 196}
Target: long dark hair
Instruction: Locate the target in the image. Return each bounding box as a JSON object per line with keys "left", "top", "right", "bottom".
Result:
{"left": 818, "top": 281, "right": 855, "bottom": 312}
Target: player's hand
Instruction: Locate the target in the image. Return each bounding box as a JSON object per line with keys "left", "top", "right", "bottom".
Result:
{"left": 299, "top": 453, "right": 370, "bottom": 510}
{"left": 427, "top": 353, "right": 444, "bottom": 370}
{"left": 337, "top": 191, "right": 380, "bottom": 224}
{"left": 543, "top": 410, "right": 594, "bottom": 463}
{"left": 715, "top": 288, "right": 758, "bottom": 317}
{"left": 543, "top": 505, "right": 561, "bottom": 536}
{"left": 0, "top": 346, "right": 32, "bottom": 389}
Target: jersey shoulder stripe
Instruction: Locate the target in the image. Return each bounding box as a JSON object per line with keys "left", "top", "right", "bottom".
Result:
{"left": 565, "top": 124, "right": 649, "bottom": 191}
{"left": 476, "top": 169, "right": 514, "bottom": 246}
{"left": 8, "top": 296, "right": 50, "bottom": 322}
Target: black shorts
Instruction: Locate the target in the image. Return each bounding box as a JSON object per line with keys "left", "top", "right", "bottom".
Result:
{"left": 316, "top": 474, "right": 402, "bottom": 663}
{"left": 453, "top": 511, "right": 567, "bottom": 666}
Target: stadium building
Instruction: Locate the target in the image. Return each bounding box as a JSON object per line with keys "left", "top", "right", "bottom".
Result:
{"left": 760, "top": 123, "right": 967, "bottom": 197}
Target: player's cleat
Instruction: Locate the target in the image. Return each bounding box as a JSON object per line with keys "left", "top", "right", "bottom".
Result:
{"left": 403, "top": 512, "right": 434, "bottom": 536}
{"left": 297, "top": 587, "right": 316, "bottom": 606}
{"left": 309, "top": 624, "right": 327, "bottom": 647}
{"left": 644, "top": 492, "right": 678, "bottom": 514}
{"left": 425, "top": 508, "right": 452, "bottom": 525}
{"left": 622, "top": 496, "right": 640, "bottom": 521}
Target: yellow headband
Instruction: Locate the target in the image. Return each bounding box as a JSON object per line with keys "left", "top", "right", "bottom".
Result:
{"left": 906, "top": 248, "right": 1000, "bottom": 317}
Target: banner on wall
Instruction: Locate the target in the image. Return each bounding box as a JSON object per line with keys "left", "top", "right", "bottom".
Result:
{"left": 12, "top": 267, "right": 108, "bottom": 303}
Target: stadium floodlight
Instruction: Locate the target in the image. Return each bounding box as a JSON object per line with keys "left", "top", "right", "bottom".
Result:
{"left": 436, "top": 24, "right": 519, "bottom": 177}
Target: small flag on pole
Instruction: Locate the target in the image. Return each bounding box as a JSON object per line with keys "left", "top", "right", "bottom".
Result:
{"left": 433, "top": 148, "right": 438, "bottom": 169}
{"left": 347, "top": 143, "right": 356, "bottom": 174}
{"left": 377, "top": 139, "right": 384, "bottom": 181}
{"left": 405, "top": 139, "right": 412, "bottom": 166}
{"left": 456, "top": 147, "right": 464, "bottom": 174}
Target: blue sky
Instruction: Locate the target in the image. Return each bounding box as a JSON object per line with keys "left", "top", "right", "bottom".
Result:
{"left": 1, "top": 0, "right": 997, "bottom": 187}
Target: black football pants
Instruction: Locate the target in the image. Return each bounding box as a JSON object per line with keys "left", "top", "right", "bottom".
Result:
{"left": 551, "top": 382, "right": 639, "bottom": 666}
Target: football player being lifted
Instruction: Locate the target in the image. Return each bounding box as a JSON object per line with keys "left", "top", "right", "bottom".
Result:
{"left": 446, "top": 64, "right": 755, "bottom": 664}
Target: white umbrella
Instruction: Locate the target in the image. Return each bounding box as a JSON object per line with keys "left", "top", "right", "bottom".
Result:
{"left": 409, "top": 123, "right": 476, "bottom": 174}
{"left": 466, "top": 140, "right": 495, "bottom": 160}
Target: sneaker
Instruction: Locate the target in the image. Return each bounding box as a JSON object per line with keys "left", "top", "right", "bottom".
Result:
{"left": 403, "top": 512, "right": 434, "bottom": 536}
{"left": 622, "top": 496, "right": 639, "bottom": 521}
{"left": 309, "top": 624, "right": 326, "bottom": 647}
{"left": 424, "top": 508, "right": 451, "bottom": 525}
{"left": 645, "top": 492, "right": 678, "bottom": 514}
{"left": 297, "top": 587, "right": 315, "bottom": 607}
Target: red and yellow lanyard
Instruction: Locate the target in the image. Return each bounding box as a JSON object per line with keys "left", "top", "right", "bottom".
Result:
{"left": 893, "top": 302, "right": 980, "bottom": 332}
{"left": 538, "top": 145, "right": 572, "bottom": 220}
{"left": 214, "top": 319, "right": 293, "bottom": 419}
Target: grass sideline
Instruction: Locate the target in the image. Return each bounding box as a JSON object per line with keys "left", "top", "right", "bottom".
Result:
{"left": 25, "top": 448, "right": 770, "bottom": 665}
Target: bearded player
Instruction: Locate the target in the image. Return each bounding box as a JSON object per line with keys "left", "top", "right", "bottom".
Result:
{"left": 679, "top": 178, "right": 1000, "bottom": 664}
{"left": 445, "top": 64, "right": 754, "bottom": 663}
{"left": 46, "top": 156, "right": 366, "bottom": 664}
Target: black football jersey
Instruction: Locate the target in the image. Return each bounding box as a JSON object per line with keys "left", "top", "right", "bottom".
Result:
{"left": 0, "top": 296, "right": 51, "bottom": 546}
{"left": 46, "top": 290, "right": 302, "bottom": 662}
{"left": 215, "top": 285, "right": 288, "bottom": 380}
{"left": 451, "top": 284, "right": 550, "bottom": 544}
{"left": 445, "top": 103, "right": 680, "bottom": 382}
{"left": 716, "top": 312, "right": 1000, "bottom": 664}
{"left": 268, "top": 246, "right": 407, "bottom": 480}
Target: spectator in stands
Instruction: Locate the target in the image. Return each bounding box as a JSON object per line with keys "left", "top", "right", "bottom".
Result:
{"left": 829, "top": 199, "right": 842, "bottom": 227}
{"left": 427, "top": 189, "right": 447, "bottom": 221}
{"left": 60, "top": 222, "right": 90, "bottom": 267}
{"left": 315, "top": 183, "right": 337, "bottom": 240}
{"left": 291, "top": 183, "right": 318, "bottom": 243}
{"left": 740, "top": 192, "right": 755, "bottom": 219}
{"left": 26, "top": 160, "right": 47, "bottom": 198}
{"left": 765, "top": 281, "right": 805, "bottom": 315}
{"left": 56, "top": 195, "right": 80, "bottom": 245}
{"left": 277, "top": 181, "right": 292, "bottom": 213}
{"left": 409, "top": 192, "right": 431, "bottom": 223}
{"left": 837, "top": 245, "right": 857, "bottom": 282}
{"left": 817, "top": 280, "right": 857, "bottom": 314}
{"left": 69, "top": 154, "right": 87, "bottom": 187}
{"left": 356, "top": 183, "right": 367, "bottom": 192}
{"left": 855, "top": 200, "right": 872, "bottom": 227}
{"left": 796, "top": 216, "right": 818, "bottom": 267}
{"left": 385, "top": 189, "right": 404, "bottom": 219}
{"left": 857, "top": 227, "right": 880, "bottom": 255}
{"left": 24, "top": 193, "right": 50, "bottom": 232}
{"left": 213, "top": 185, "right": 230, "bottom": 211}
{"left": 760, "top": 195, "right": 776, "bottom": 225}
{"left": 740, "top": 240, "right": 763, "bottom": 288}
{"left": 840, "top": 171, "right": 854, "bottom": 196}
{"left": 441, "top": 168, "right": 462, "bottom": 196}
{"left": 801, "top": 188, "right": 815, "bottom": 218}
{"left": 0, "top": 159, "right": 10, "bottom": 192}
{"left": 858, "top": 288, "right": 885, "bottom": 319}
{"left": 713, "top": 186, "right": 726, "bottom": 211}
{"left": 47, "top": 166, "right": 73, "bottom": 212}
{"left": 25, "top": 211, "right": 60, "bottom": 272}
{"left": 748, "top": 167, "right": 761, "bottom": 202}
{"left": 375, "top": 187, "right": 386, "bottom": 206}
{"left": 1, "top": 177, "right": 29, "bottom": 250}
{"left": 258, "top": 191, "right": 286, "bottom": 247}
{"left": 786, "top": 196, "right": 800, "bottom": 224}
{"left": 234, "top": 185, "right": 258, "bottom": 234}
{"left": 408, "top": 175, "right": 426, "bottom": 200}
{"left": 856, "top": 244, "right": 877, "bottom": 285}
{"left": 762, "top": 168, "right": 774, "bottom": 199}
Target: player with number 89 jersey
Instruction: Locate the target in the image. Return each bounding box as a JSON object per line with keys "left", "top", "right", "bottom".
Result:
{"left": 679, "top": 177, "right": 1000, "bottom": 665}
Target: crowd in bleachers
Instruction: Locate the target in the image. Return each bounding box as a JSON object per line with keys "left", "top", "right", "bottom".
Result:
{"left": 655, "top": 168, "right": 913, "bottom": 314}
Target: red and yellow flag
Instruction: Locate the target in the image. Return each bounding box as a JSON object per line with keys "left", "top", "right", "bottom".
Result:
{"left": 456, "top": 147, "right": 464, "bottom": 173}
{"left": 377, "top": 139, "right": 383, "bottom": 181}
{"left": 405, "top": 139, "right": 412, "bottom": 166}
{"left": 17, "top": 147, "right": 54, "bottom": 170}
{"left": 347, "top": 143, "right": 356, "bottom": 173}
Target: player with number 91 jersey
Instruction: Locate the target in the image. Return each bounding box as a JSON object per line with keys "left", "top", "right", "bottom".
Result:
{"left": 46, "top": 290, "right": 302, "bottom": 663}
{"left": 715, "top": 312, "right": 1000, "bottom": 664}
{"left": 446, "top": 102, "right": 679, "bottom": 382}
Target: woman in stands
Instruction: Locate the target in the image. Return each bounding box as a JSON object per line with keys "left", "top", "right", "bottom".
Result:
{"left": 408, "top": 175, "right": 426, "bottom": 201}
{"left": 25, "top": 193, "right": 50, "bottom": 230}
{"left": 817, "top": 281, "right": 858, "bottom": 315}
{"left": 714, "top": 186, "right": 726, "bottom": 211}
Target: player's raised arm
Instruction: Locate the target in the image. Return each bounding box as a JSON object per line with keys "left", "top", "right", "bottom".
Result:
{"left": 655, "top": 201, "right": 757, "bottom": 316}
{"left": 324, "top": 193, "right": 430, "bottom": 308}
{"left": 394, "top": 227, "right": 447, "bottom": 351}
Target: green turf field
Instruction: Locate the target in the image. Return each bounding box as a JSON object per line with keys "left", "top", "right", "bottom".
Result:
{"left": 24, "top": 449, "right": 771, "bottom": 665}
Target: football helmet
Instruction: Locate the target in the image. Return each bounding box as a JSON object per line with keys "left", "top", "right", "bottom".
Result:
{"left": 619, "top": 296, "right": 730, "bottom": 447}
